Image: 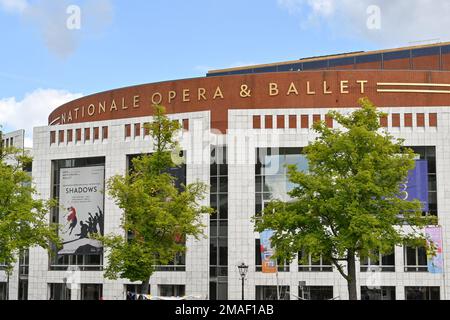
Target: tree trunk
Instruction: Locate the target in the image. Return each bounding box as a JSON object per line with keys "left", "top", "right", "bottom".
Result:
{"left": 347, "top": 252, "right": 358, "bottom": 300}
{"left": 141, "top": 278, "right": 150, "bottom": 296}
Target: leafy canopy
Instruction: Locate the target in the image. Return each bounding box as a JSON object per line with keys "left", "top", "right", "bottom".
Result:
{"left": 99, "top": 105, "right": 211, "bottom": 282}
{"left": 0, "top": 128, "right": 60, "bottom": 274}
{"left": 254, "top": 98, "right": 436, "bottom": 273}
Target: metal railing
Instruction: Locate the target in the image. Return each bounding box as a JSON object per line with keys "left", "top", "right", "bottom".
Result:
{"left": 298, "top": 265, "right": 333, "bottom": 272}
{"left": 49, "top": 265, "right": 103, "bottom": 271}
{"left": 404, "top": 265, "right": 428, "bottom": 272}
{"left": 154, "top": 265, "right": 186, "bottom": 272}
{"left": 360, "top": 265, "right": 395, "bottom": 272}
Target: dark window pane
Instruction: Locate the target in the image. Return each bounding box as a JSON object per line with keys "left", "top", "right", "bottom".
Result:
{"left": 256, "top": 176, "right": 262, "bottom": 193}
{"left": 210, "top": 194, "right": 217, "bottom": 209}
{"left": 210, "top": 221, "right": 217, "bottom": 237}
{"left": 278, "top": 63, "right": 302, "bottom": 72}
{"left": 219, "top": 177, "right": 228, "bottom": 192}
{"left": 210, "top": 178, "right": 218, "bottom": 193}
{"left": 303, "top": 60, "right": 328, "bottom": 70}
{"left": 210, "top": 239, "right": 217, "bottom": 265}
{"left": 418, "top": 247, "right": 427, "bottom": 265}
{"left": 209, "top": 282, "right": 217, "bottom": 300}
{"left": 210, "top": 164, "right": 217, "bottom": 176}
{"left": 217, "top": 282, "right": 228, "bottom": 300}
{"left": 382, "top": 253, "right": 395, "bottom": 266}
{"left": 253, "top": 66, "right": 277, "bottom": 73}
{"left": 255, "top": 239, "right": 262, "bottom": 267}
{"left": 219, "top": 220, "right": 228, "bottom": 237}
{"left": 218, "top": 238, "right": 228, "bottom": 266}
{"left": 329, "top": 57, "right": 355, "bottom": 67}
{"left": 383, "top": 50, "right": 411, "bottom": 61}
{"left": 356, "top": 53, "right": 382, "bottom": 64}
{"left": 219, "top": 164, "right": 228, "bottom": 176}
{"left": 406, "top": 247, "right": 417, "bottom": 266}
{"left": 218, "top": 195, "right": 228, "bottom": 219}
{"left": 406, "top": 287, "right": 440, "bottom": 300}
{"left": 412, "top": 47, "right": 440, "bottom": 57}
{"left": 361, "top": 286, "right": 395, "bottom": 300}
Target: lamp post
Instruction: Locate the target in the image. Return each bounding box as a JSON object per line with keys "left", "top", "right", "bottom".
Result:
{"left": 238, "top": 262, "right": 248, "bottom": 300}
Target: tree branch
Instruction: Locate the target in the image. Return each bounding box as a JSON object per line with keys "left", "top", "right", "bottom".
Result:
{"left": 331, "top": 257, "right": 349, "bottom": 281}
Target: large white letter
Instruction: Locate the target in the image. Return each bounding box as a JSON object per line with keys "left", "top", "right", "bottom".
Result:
{"left": 66, "top": 5, "right": 81, "bottom": 30}
{"left": 366, "top": 5, "right": 381, "bottom": 30}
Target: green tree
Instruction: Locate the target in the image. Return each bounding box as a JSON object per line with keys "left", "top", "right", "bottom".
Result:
{"left": 99, "top": 105, "right": 211, "bottom": 295}
{"left": 254, "top": 98, "right": 436, "bottom": 300}
{"left": 0, "top": 128, "right": 60, "bottom": 299}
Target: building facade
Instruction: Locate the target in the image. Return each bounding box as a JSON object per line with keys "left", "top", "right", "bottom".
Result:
{"left": 3, "top": 42, "right": 450, "bottom": 300}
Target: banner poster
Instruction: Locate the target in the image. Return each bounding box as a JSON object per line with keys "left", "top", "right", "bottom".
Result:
{"left": 58, "top": 166, "right": 105, "bottom": 255}
{"left": 260, "top": 230, "right": 277, "bottom": 274}
{"left": 404, "top": 159, "right": 429, "bottom": 212}
{"left": 426, "top": 226, "right": 444, "bottom": 274}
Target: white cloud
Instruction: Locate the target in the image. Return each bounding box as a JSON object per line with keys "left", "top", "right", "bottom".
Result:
{"left": 0, "top": 0, "right": 28, "bottom": 13}
{"left": 277, "top": 0, "right": 450, "bottom": 46}
{"left": 0, "top": 0, "right": 113, "bottom": 58}
{"left": 0, "top": 88, "right": 83, "bottom": 147}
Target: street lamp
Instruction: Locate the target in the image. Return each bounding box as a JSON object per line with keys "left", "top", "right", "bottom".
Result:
{"left": 238, "top": 262, "right": 248, "bottom": 300}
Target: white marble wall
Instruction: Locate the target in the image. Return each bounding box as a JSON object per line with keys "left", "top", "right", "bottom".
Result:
{"left": 226, "top": 107, "right": 450, "bottom": 300}
{"left": 8, "top": 106, "right": 450, "bottom": 300}
{"left": 28, "top": 111, "right": 211, "bottom": 300}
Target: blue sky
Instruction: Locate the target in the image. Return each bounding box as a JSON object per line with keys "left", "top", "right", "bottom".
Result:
{"left": 0, "top": 0, "right": 375, "bottom": 98}
{"left": 1, "top": 0, "right": 449, "bottom": 144}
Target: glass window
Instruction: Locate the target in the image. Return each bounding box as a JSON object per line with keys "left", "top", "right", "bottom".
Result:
{"left": 361, "top": 286, "right": 396, "bottom": 300}
{"left": 404, "top": 246, "right": 428, "bottom": 272}
{"left": 442, "top": 45, "right": 450, "bottom": 54}
{"left": 303, "top": 60, "right": 328, "bottom": 70}
{"left": 360, "top": 250, "right": 395, "bottom": 272}
{"left": 278, "top": 63, "right": 302, "bottom": 72}
{"left": 299, "top": 286, "right": 333, "bottom": 300}
{"left": 49, "top": 283, "right": 71, "bottom": 300}
{"left": 255, "top": 238, "right": 263, "bottom": 272}
{"left": 409, "top": 146, "right": 437, "bottom": 216}
{"left": 383, "top": 50, "right": 411, "bottom": 61}
{"left": 210, "top": 146, "right": 228, "bottom": 300}
{"left": 329, "top": 57, "right": 355, "bottom": 68}
{"left": 80, "top": 284, "right": 102, "bottom": 300}
{"left": 219, "top": 177, "right": 228, "bottom": 192}
{"left": 209, "top": 282, "right": 217, "bottom": 300}
{"left": 218, "top": 195, "right": 228, "bottom": 219}
{"left": 255, "top": 148, "right": 306, "bottom": 215}
{"left": 125, "top": 284, "right": 150, "bottom": 299}
{"left": 219, "top": 164, "right": 228, "bottom": 176}
{"left": 253, "top": 66, "right": 277, "bottom": 73}
{"left": 218, "top": 238, "right": 228, "bottom": 266}
{"left": 298, "top": 250, "right": 333, "bottom": 272}
{"left": 210, "top": 238, "right": 217, "bottom": 264}
{"left": 159, "top": 285, "right": 185, "bottom": 297}
{"left": 355, "top": 53, "right": 382, "bottom": 64}
{"left": 256, "top": 286, "right": 290, "bottom": 300}
{"left": 412, "top": 47, "right": 440, "bottom": 57}
{"left": 217, "top": 282, "right": 228, "bottom": 300}
{"left": 405, "top": 286, "right": 440, "bottom": 300}
{"left": 229, "top": 69, "right": 252, "bottom": 76}
{"left": 18, "top": 279, "right": 28, "bottom": 300}
{"left": 0, "top": 282, "right": 7, "bottom": 300}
